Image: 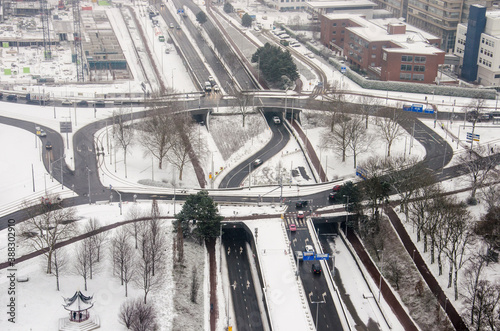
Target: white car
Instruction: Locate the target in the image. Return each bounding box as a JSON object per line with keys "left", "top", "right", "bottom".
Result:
{"left": 305, "top": 245, "right": 314, "bottom": 253}
{"left": 272, "top": 116, "right": 281, "bottom": 124}
{"left": 62, "top": 99, "right": 72, "bottom": 106}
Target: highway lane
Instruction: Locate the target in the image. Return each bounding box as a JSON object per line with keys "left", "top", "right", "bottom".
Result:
{"left": 222, "top": 227, "right": 265, "bottom": 331}
{"left": 218, "top": 109, "right": 290, "bottom": 188}
{"left": 284, "top": 213, "right": 344, "bottom": 330}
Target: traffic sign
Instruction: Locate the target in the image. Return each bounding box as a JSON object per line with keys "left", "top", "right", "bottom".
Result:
{"left": 303, "top": 253, "right": 315, "bottom": 261}
{"left": 315, "top": 253, "right": 330, "bottom": 260}
{"left": 466, "top": 132, "right": 480, "bottom": 142}
{"left": 60, "top": 121, "right": 72, "bottom": 133}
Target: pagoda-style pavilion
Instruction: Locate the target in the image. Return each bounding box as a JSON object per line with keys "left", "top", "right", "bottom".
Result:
{"left": 63, "top": 291, "right": 94, "bottom": 322}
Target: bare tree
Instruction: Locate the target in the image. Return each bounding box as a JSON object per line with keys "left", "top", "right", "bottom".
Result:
{"left": 234, "top": 89, "right": 253, "bottom": 127}
{"left": 456, "top": 145, "right": 496, "bottom": 203}
{"left": 51, "top": 247, "right": 68, "bottom": 291}
{"left": 463, "top": 98, "right": 487, "bottom": 150}
{"left": 74, "top": 239, "right": 91, "bottom": 291}
{"left": 376, "top": 107, "right": 404, "bottom": 157}
{"left": 138, "top": 104, "right": 178, "bottom": 169}
{"left": 126, "top": 205, "right": 144, "bottom": 249}
{"left": 347, "top": 116, "right": 368, "bottom": 168}
{"left": 463, "top": 254, "right": 488, "bottom": 326}
{"left": 386, "top": 155, "right": 435, "bottom": 223}
{"left": 119, "top": 299, "right": 136, "bottom": 329}
{"left": 20, "top": 201, "right": 77, "bottom": 274}
{"left": 112, "top": 227, "right": 135, "bottom": 296}
{"left": 148, "top": 200, "right": 165, "bottom": 276}
{"left": 113, "top": 109, "right": 135, "bottom": 178}
{"left": 84, "top": 218, "right": 106, "bottom": 279}
{"left": 322, "top": 109, "right": 351, "bottom": 162}
{"left": 176, "top": 221, "right": 184, "bottom": 263}
{"left": 358, "top": 95, "right": 380, "bottom": 129}
{"left": 408, "top": 184, "right": 441, "bottom": 247}
{"left": 131, "top": 299, "right": 159, "bottom": 331}
{"left": 167, "top": 114, "right": 198, "bottom": 180}
{"left": 469, "top": 280, "right": 500, "bottom": 330}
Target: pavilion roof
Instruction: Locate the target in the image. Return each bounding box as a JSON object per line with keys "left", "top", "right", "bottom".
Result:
{"left": 63, "top": 291, "right": 94, "bottom": 312}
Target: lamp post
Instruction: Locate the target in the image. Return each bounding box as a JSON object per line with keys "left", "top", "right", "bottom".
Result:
{"left": 284, "top": 88, "right": 289, "bottom": 121}
{"left": 377, "top": 249, "right": 384, "bottom": 302}
{"left": 309, "top": 292, "right": 327, "bottom": 329}
{"left": 51, "top": 155, "right": 65, "bottom": 190}
{"left": 343, "top": 195, "right": 349, "bottom": 235}
{"left": 86, "top": 167, "right": 91, "bottom": 204}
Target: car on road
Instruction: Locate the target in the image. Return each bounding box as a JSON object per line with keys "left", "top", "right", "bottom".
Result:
{"left": 295, "top": 250, "right": 303, "bottom": 262}
{"left": 329, "top": 192, "right": 337, "bottom": 201}
{"left": 289, "top": 224, "right": 296, "bottom": 232}
{"left": 95, "top": 100, "right": 106, "bottom": 108}
{"left": 62, "top": 99, "right": 72, "bottom": 106}
{"left": 77, "top": 100, "right": 88, "bottom": 107}
{"left": 45, "top": 142, "right": 52, "bottom": 150}
{"left": 297, "top": 211, "right": 304, "bottom": 219}
{"left": 213, "top": 85, "right": 220, "bottom": 93}
{"left": 305, "top": 245, "right": 314, "bottom": 253}
{"left": 39, "top": 129, "right": 46, "bottom": 137}
{"left": 272, "top": 116, "right": 281, "bottom": 124}
{"left": 311, "top": 263, "right": 322, "bottom": 274}
{"left": 7, "top": 94, "right": 17, "bottom": 102}
{"left": 296, "top": 200, "right": 308, "bottom": 208}
{"left": 169, "top": 23, "right": 174, "bottom": 28}
{"left": 253, "top": 159, "right": 263, "bottom": 167}
{"left": 333, "top": 185, "right": 342, "bottom": 192}
{"left": 176, "top": 25, "right": 181, "bottom": 30}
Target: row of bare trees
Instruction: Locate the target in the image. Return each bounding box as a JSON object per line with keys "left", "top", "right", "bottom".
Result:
{"left": 112, "top": 101, "right": 203, "bottom": 181}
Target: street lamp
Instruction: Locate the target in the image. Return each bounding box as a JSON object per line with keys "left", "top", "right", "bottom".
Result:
{"left": 309, "top": 292, "right": 327, "bottom": 329}
{"left": 86, "top": 167, "right": 91, "bottom": 204}
{"left": 377, "top": 249, "right": 384, "bottom": 302}
{"left": 343, "top": 195, "right": 349, "bottom": 235}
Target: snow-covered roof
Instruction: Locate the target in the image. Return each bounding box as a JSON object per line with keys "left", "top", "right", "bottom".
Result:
{"left": 307, "top": 0, "right": 376, "bottom": 9}
{"left": 63, "top": 291, "right": 94, "bottom": 312}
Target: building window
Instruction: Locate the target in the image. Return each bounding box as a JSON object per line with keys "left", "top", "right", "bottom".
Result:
{"left": 372, "top": 45, "right": 376, "bottom": 50}
{"left": 413, "top": 74, "right": 424, "bottom": 81}
{"left": 371, "top": 62, "right": 375, "bottom": 66}
{"left": 371, "top": 54, "right": 376, "bottom": 58}
{"left": 332, "top": 31, "right": 336, "bottom": 35}
{"left": 342, "top": 22, "right": 346, "bottom": 27}
{"left": 415, "top": 56, "right": 426, "bottom": 63}
{"left": 401, "top": 64, "right": 412, "bottom": 71}
{"left": 495, "top": 74, "right": 500, "bottom": 78}
{"left": 333, "top": 23, "right": 337, "bottom": 27}
{"left": 400, "top": 73, "right": 411, "bottom": 80}
{"left": 341, "top": 30, "right": 344, "bottom": 34}
{"left": 402, "top": 55, "right": 413, "bottom": 62}
{"left": 414, "top": 65, "right": 425, "bottom": 72}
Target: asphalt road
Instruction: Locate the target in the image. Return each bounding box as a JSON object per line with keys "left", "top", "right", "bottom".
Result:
{"left": 219, "top": 109, "right": 290, "bottom": 188}
{"left": 222, "top": 228, "right": 265, "bottom": 331}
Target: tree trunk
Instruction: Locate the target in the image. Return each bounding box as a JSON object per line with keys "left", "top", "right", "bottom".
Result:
{"left": 437, "top": 253, "right": 442, "bottom": 276}
{"left": 124, "top": 150, "right": 128, "bottom": 178}
{"left": 46, "top": 250, "right": 53, "bottom": 274}
{"left": 447, "top": 259, "right": 453, "bottom": 288}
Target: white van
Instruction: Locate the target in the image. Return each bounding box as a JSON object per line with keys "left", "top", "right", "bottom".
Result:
{"left": 279, "top": 34, "right": 290, "bottom": 39}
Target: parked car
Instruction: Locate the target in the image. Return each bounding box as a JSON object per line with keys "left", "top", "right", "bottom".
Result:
{"left": 95, "top": 100, "right": 106, "bottom": 108}
{"left": 296, "top": 200, "right": 308, "bottom": 208}
{"left": 311, "top": 263, "right": 322, "bottom": 274}
{"left": 7, "top": 94, "right": 17, "bottom": 102}
{"left": 297, "top": 211, "right": 304, "bottom": 219}
{"left": 272, "top": 116, "right": 281, "bottom": 124}
{"left": 77, "top": 100, "right": 88, "bottom": 107}
{"left": 289, "top": 224, "right": 297, "bottom": 232}
{"left": 62, "top": 99, "right": 72, "bottom": 106}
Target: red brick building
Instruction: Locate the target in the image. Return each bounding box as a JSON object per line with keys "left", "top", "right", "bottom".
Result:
{"left": 320, "top": 15, "right": 445, "bottom": 83}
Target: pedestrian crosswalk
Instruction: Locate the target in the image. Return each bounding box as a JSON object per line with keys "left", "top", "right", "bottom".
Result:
{"left": 284, "top": 213, "right": 308, "bottom": 228}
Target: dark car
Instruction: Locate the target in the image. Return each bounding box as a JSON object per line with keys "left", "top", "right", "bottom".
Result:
{"left": 77, "top": 100, "right": 89, "bottom": 107}
{"left": 329, "top": 192, "right": 337, "bottom": 201}
{"left": 295, "top": 200, "right": 308, "bottom": 208}
{"left": 0, "top": 92, "right": 3, "bottom": 99}
{"left": 45, "top": 142, "right": 52, "bottom": 150}
{"left": 95, "top": 100, "right": 106, "bottom": 108}
{"left": 7, "top": 94, "right": 17, "bottom": 102}
{"left": 312, "top": 263, "right": 322, "bottom": 274}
